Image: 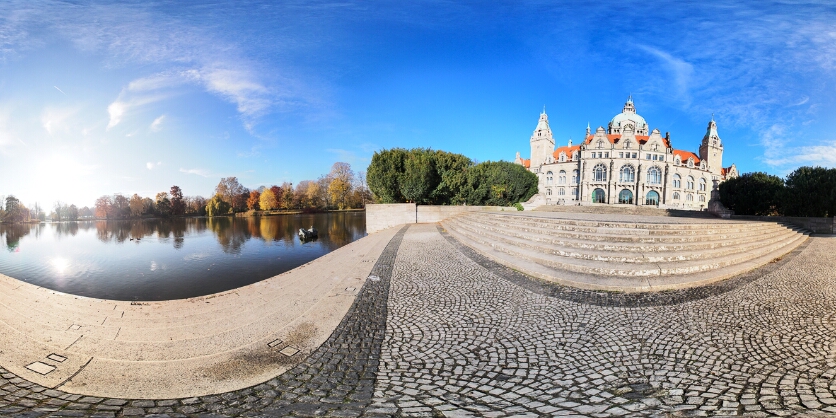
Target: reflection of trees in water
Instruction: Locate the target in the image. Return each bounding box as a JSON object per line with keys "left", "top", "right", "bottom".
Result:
{"left": 0, "top": 223, "right": 32, "bottom": 251}
{"left": 65, "top": 213, "right": 365, "bottom": 253}
{"left": 209, "top": 217, "right": 250, "bottom": 254}
{"left": 92, "top": 218, "right": 198, "bottom": 248}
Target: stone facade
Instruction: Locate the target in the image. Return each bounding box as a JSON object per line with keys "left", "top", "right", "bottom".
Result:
{"left": 515, "top": 99, "right": 738, "bottom": 210}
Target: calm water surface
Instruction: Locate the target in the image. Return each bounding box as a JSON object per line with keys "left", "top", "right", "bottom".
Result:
{"left": 0, "top": 212, "right": 366, "bottom": 301}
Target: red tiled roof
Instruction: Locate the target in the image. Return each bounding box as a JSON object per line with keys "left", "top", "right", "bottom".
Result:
{"left": 672, "top": 149, "right": 700, "bottom": 164}
{"left": 553, "top": 145, "right": 581, "bottom": 160}
{"left": 523, "top": 159, "right": 530, "bottom": 168}
{"left": 584, "top": 134, "right": 669, "bottom": 147}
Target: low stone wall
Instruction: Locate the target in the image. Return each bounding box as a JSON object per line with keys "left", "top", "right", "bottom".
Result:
{"left": 366, "top": 204, "right": 507, "bottom": 233}
{"left": 731, "top": 215, "right": 836, "bottom": 234}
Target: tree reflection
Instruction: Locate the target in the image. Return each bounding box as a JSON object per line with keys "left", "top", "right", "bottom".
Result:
{"left": 0, "top": 223, "right": 32, "bottom": 251}
{"left": 70, "top": 213, "right": 366, "bottom": 253}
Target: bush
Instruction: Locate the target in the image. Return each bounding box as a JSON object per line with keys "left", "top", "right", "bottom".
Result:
{"left": 514, "top": 202, "right": 524, "bottom": 211}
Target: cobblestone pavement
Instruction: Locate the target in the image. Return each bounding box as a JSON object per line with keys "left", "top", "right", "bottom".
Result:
{"left": 2, "top": 223, "right": 836, "bottom": 417}
{"left": 372, "top": 224, "right": 836, "bottom": 417}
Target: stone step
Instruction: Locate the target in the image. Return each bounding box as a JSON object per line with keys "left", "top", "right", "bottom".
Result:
{"left": 444, "top": 221, "right": 808, "bottom": 292}
{"left": 443, "top": 218, "right": 807, "bottom": 277}
{"left": 449, "top": 215, "right": 796, "bottom": 253}
{"left": 474, "top": 212, "right": 779, "bottom": 235}
{"left": 446, "top": 217, "right": 803, "bottom": 263}
{"left": 454, "top": 214, "right": 784, "bottom": 244}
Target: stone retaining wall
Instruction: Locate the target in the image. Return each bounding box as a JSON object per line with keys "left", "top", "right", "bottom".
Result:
{"left": 366, "top": 204, "right": 507, "bottom": 233}
{"left": 731, "top": 215, "right": 836, "bottom": 234}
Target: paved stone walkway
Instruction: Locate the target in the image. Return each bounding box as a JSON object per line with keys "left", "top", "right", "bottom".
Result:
{"left": 2, "top": 222, "right": 836, "bottom": 417}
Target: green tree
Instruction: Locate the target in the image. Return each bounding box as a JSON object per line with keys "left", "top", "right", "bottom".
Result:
{"left": 155, "top": 192, "right": 171, "bottom": 217}
{"left": 459, "top": 161, "right": 538, "bottom": 206}
{"left": 170, "top": 185, "right": 185, "bottom": 216}
{"left": 367, "top": 148, "right": 408, "bottom": 203}
{"left": 431, "top": 150, "right": 472, "bottom": 204}
{"left": 719, "top": 172, "right": 785, "bottom": 216}
{"left": 783, "top": 166, "right": 836, "bottom": 217}
{"left": 3, "top": 196, "right": 23, "bottom": 223}
{"left": 399, "top": 149, "right": 439, "bottom": 204}
{"left": 67, "top": 204, "right": 79, "bottom": 221}
{"left": 206, "top": 194, "right": 231, "bottom": 217}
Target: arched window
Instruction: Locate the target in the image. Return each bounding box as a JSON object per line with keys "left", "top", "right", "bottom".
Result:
{"left": 673, "top": 192, "right": 680, "bottom": 200}
{"left": 546, "top": 171, "right": 553, "bottom": 185}
{"left": 699, "top": 178, "right": 707, "bottom": 191}
{"left": 559, "top": 170, "right": 567, "bottom": 184}
{"left": 687, "top": 176, "right": 695, "bottom": 189}
{"left": 592, "top": 188, "right": 606, "bottom": 203}
{"left": 646, "top": 190, "right": 660, "bottom": 206}
{"left": 572, "top": 169, "right": 579, "bottom": 184}
{"left": 593, "top": 164, "right": 607, "bottom": 182}
{"left": 618, "top": 189, "right": 633, "bottom": 204}
{"left": 597, "top": 140, "right": 604, "bottom": 149}
{"left": 619, "top": 165, "right": 635, "bottom": 183}
{"left": 673, "top": 174, "right": 681, "bottom": 188}
{"left": 558, "top": 188, "right": 565, "bottom": 196}
{"left": 687, "top": 194, "right": 694, "bottom": 201}
{"left": 674, "top": 156, "right": 681, "bottom": 166}
{"left": 687, "top": 159, "right": 695, "bottom": 168}
{"left": 547, "top": 188, "right": 552, "bottom": 196}
{"left": 572, "top": 151, "right": 578, "bottom": 160}
{"left": 647, "top": 167, "right": 662, "bottom": 185}
{"left": 699, "top": 194, "right": 706, "bottom": 202}
{"left": 559, "top": 153, "right": 566, "bottom": 162}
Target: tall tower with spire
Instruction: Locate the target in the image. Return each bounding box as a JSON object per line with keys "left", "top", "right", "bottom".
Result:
{"left": 529, "top": 109, "right": 555, "bottom": 171}
{"left": 699, "top": 115, "right": 724, "bottom": 175}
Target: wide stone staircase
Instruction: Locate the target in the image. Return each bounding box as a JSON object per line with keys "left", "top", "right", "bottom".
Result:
{"left": 441, "top": 212, "right": 810, "bottom": 291}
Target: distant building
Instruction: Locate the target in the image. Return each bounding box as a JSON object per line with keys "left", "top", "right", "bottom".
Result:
{"left": 514, "top": 98, "right": 738, "bottom": 210}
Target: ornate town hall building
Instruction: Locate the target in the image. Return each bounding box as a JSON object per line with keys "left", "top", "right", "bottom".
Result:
{"left": 514, "top": 98, "right": 738, "bottom": 210}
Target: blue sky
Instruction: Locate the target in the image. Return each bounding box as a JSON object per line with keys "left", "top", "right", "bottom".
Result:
{"left": 1, "top": 1, "right": 835, "bottom": 207}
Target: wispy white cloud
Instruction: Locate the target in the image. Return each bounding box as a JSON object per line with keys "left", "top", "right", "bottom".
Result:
{"left": 635, "top": 45, "right": 693, "bottom": 108}
{"left": 179, "top": 167, "right": 212, "bottom": 177}
{"left": 150, "top": 114, "right": 165, "bottom": 132}
{"left": 146, "top": 161, "right": 161, "bottom": 170}
{"left": 41, "top": 106, "right": 79, "bottom": 135}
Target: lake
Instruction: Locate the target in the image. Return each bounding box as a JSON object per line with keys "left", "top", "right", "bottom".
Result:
{"left": 0, "top": 212, "right": 366, "bottom": 301}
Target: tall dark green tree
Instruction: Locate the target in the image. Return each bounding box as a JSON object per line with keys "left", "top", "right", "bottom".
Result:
{"left": 431, "top": 150, "right": 472, "bottom": 204}
{"left": 783, "top": 166, "right": 836, "bottom": 217}
{"left": 718, "top": 172, "right": 784, "bottom": 216}
{"left": 399, "top": 149, "right": 439, "bottom": 204}
{"left": 367, "top": 148, "right": 408, "bottom": 203}
{"left": 458, "top": 161, "right": 538, "bottom": 206}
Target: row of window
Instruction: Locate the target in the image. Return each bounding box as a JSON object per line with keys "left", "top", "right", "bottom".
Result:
{"left": 545, "top": 170, "right": 579, "bottom": 185}
{"left": 590, "top": 164, "right": 708, "bottom": 190}
{"left": 589, "top": 189, "right": 706, "bottom": 204}
{"left": 546, "top": 187, "right": 579, "bottom": 197}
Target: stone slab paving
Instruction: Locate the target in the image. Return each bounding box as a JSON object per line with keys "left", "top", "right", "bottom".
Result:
{"left": 0, "top": 227, "right": 406, "bottom": 418}
{"left": 2, "top": 221, "right": 836, "bottom": 417}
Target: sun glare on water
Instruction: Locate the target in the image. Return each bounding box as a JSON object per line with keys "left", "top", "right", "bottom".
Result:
{"left": 50, "top": 257, "right": 71, "bottom": 275}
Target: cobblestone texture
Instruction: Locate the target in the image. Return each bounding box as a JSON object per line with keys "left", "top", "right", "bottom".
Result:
{"left": 0, "top": 226, "right": 406, "bottom": 418}
{"left": 372, "top": 224, "right": 836, "bottom": 417}
{"left": 1, "top": 222, "right": 836, "bottom": 417}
